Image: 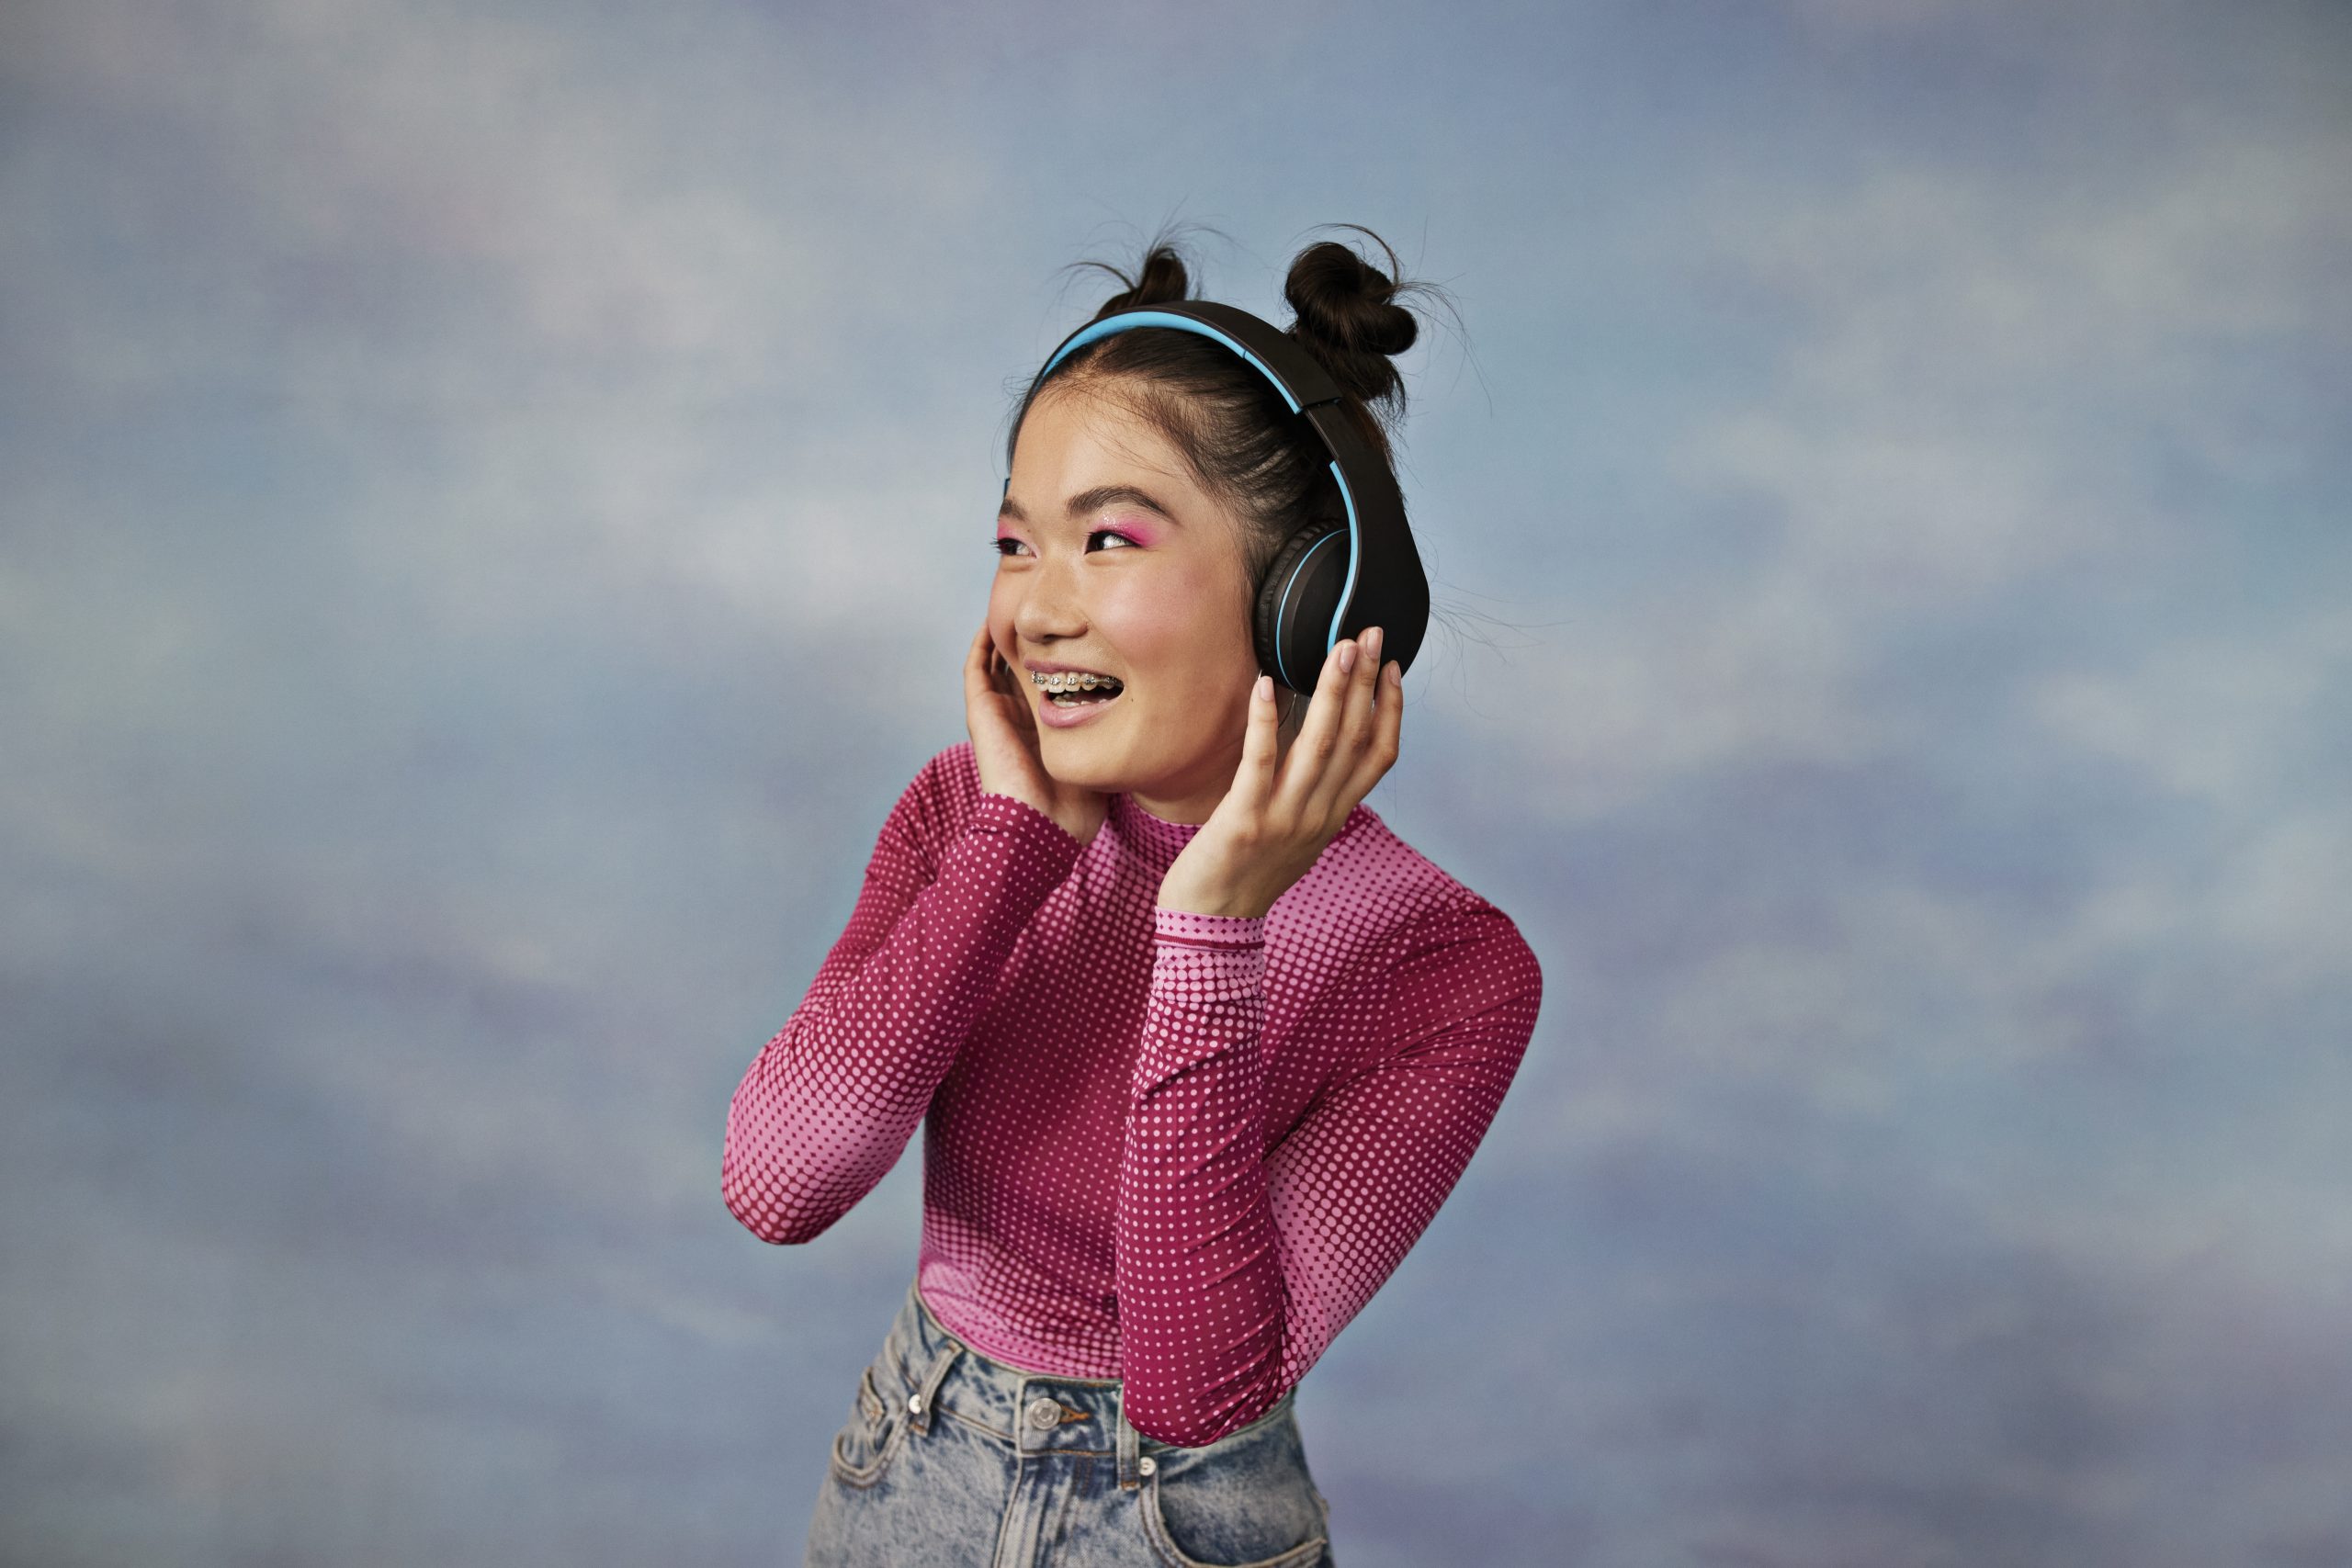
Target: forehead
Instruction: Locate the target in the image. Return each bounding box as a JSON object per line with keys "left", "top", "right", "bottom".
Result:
{"left": 1012, "top": 378, "right": 1195, "bottom": 483}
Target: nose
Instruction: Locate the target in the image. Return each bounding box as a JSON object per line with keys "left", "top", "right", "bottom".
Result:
{"left": 1011, "top": 552, "right": 1089, "bottom": 646}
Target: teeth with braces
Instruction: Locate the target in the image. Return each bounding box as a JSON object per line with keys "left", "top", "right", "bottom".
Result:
{"left": 1031, "top": 671, "right": 1122, "bottom": 694}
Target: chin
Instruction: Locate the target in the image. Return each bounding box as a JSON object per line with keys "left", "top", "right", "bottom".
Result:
{"left": 1036, "top": 732, "right": 1133, "bottom": 791}
{"left": 1035, "top": 748, "right": 1118, "bottom": 791}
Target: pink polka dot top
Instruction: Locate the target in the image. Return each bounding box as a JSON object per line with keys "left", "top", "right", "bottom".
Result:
{"left": 721, "top": 740, "right": 1544, "bottom": 1447}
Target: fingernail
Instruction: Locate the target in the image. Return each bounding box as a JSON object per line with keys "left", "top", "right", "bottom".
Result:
{"left": 1256, "top": 673, "right": 1272, "bottom": 701}
{"left": 1386, "top": 660, "right": 1401, "bottom": 685}
{"left": 1339, "top": 641, "right": 1357, "bottom": 674}
{"left": 1365, "top": 626, "right": 1384, "bottom": 656}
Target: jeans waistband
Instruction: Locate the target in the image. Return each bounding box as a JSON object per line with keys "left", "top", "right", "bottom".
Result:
{"left": 872, "top": 1276, "right": 1299, "bottom": 1490}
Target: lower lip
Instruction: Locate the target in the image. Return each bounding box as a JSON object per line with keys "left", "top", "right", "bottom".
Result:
{"left": 1035, "top": 686, "right": 1125, "bottom": 729}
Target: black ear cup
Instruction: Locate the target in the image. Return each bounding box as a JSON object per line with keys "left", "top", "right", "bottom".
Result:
{"left": 1252, "top": 518, "right": 1352, "bottom": 695}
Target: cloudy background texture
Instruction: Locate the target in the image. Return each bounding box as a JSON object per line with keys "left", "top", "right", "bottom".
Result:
{"left": 4, "top": 2, "right": 2347, "bottom": 1564}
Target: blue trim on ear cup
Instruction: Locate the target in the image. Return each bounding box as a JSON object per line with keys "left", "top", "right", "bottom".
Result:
{"left": 1272, "top": 529, "right": 1347, "bottom": 691}
{"left": 1326, "top": 460, "right": 1361, "bottom": 653}
{"left": 1036, "top": 312, "right": 1305, "bottom": 415}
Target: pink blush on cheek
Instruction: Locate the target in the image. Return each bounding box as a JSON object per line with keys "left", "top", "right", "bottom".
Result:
{"left": 1093, "top": 562, "right": 1219, "bottom": 668}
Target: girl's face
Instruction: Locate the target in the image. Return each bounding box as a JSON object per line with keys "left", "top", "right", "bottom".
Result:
{"left": 990, "top": 381, "right": 1269, "bottom": 821}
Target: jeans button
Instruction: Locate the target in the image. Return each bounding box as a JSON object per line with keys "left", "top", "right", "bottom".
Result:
{"left": 1026, "top": 1396, "right": 1062, "bottom": 1429}
{"left": 1138, "top": 1456, "right": 1156, "bottom": 1475}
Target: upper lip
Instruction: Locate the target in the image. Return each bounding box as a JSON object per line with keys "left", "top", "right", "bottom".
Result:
{"left": 1023, "top": 660, "right": 1123, "bottom": 681}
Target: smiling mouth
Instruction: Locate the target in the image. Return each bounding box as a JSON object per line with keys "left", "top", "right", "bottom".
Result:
{"left": 1032, "top": 672, "right": 1125, "bottom": 708}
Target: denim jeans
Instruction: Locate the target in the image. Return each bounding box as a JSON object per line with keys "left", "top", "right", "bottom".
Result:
{"left": 804, "top": 1275, "right": 1336, "bottom": 1567}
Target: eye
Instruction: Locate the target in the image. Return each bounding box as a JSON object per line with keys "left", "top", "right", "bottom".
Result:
{"left": 992, "top": 529, "right": 1138, "bottom": 558}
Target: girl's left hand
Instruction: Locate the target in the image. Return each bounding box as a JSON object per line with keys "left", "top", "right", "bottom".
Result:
{"left": 1158, "top": 625, "right": 1405, "bottom": 920}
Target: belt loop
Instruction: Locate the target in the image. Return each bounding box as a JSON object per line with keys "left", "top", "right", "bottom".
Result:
{"left": 1115, "top": 1385, "right": 1141, "bottom": 1491}
{"left": 905, "top": 1337, "right": 962, "bottom": 1438}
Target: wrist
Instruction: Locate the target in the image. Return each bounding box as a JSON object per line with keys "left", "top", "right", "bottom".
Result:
{"left": 973, "top": 789, "right": 1086, "bottom": 852}
{"left": 1158, "top": 849, "right": 1288, "bottom": 922}
{"left": 1154, "top": 873, "right": 1275, "bottom": 919}
{"left": 1155, "top": 893, "right": 1273, "bottom": 920}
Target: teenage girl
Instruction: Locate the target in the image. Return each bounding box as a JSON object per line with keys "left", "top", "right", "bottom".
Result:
{"left": 724, "top": 228, "right": 1544, "bottom": 1568}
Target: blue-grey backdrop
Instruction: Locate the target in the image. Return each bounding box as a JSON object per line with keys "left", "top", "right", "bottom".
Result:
{"left": 5, "top": 2, "right": 2346, "bottom": 1564}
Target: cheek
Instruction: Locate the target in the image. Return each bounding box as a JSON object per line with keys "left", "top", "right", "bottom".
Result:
{"left": 1094, "top": 564, "right": 1240, "bottom": 675}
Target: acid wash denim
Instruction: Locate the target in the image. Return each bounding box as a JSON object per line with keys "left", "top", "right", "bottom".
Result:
{"left": 804, "top": 1276, "right": 1336, "bottom": 1568}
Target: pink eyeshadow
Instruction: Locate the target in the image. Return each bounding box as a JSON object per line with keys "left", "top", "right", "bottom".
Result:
{"left": 1099, "top": 516, "right": 1161, "bottom": 547}
{"left": 995, "top": 517, "right": 1162, "bottom": 548}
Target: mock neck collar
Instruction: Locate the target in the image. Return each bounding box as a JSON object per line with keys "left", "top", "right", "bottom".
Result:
{"left": 1107, "top": 791, "right": 1205, "bottom": 873}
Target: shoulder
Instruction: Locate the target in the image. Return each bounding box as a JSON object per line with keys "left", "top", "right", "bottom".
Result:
{"left": 1305, "top": 806, "right": 1543, "bottom": 1005}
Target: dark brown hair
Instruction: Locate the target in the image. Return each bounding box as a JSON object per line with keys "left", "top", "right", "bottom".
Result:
{"left": 1012, "top": 225, "right": 1443, "bottom": 596}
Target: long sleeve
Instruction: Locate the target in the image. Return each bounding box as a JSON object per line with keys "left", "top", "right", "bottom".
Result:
{"left": 1115, "top": 898, "right": 1544, "bottom": 1446}
{"left": 721, "top": 751, "right": 1083, "bottom": 1245}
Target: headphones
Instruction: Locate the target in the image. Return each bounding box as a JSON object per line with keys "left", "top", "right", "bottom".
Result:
{"left": 1003, "top": 299, "right": 1430, "bottom": 694}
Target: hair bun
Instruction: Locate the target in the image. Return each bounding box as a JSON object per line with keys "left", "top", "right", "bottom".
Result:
{"left": 1090, "top": 244, "right": 1193, "bottom": 319}
{"left": 1283, "top": 233, "right": 1419, "bottom": 409}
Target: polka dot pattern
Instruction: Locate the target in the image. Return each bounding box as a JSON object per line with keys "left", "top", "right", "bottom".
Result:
{"left": 722, "top": 741, "right": 1544, "bottom": 1446}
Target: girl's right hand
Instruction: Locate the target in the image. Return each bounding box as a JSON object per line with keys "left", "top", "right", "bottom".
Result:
{"left": 964, "top": 622, "right": 1111, "bottom": 846}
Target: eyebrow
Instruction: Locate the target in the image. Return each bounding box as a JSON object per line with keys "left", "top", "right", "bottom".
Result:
{"left": 998, "top": 484, "right": 1181, "bottom": 526}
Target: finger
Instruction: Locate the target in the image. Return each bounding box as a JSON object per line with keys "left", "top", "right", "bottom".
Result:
{"left": 1006, "top": 676, "right": 1040, "bottom": 740}
{"left": 1272, "top": 635, "right": 1355, "bottom": 818}
{"left": 964, "top": 622, "right": 996, "bottom": 700}
{"left": 969, "top": 623, "right": 1023, "bottom": 714}
{"left": 1231, "top": 672, "right": 1282, "bottom": 808}
{"left": 1305, "top": 625, "right": 1385, "bottom": 823}
{"left": 996, "top": 636, "right": 1042, "bottom": 735}
{"left": 1341, "top": 657, "right": 1405, "bottom": 806}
